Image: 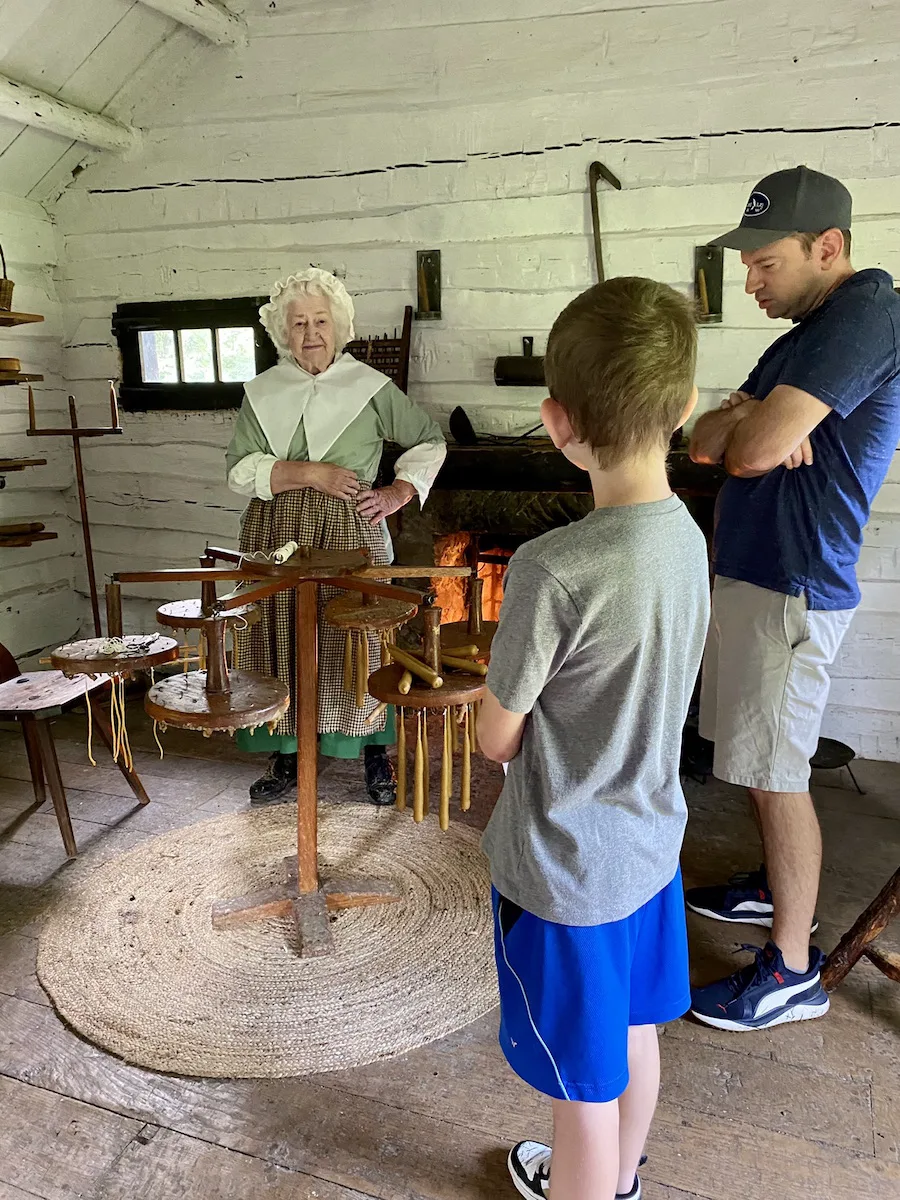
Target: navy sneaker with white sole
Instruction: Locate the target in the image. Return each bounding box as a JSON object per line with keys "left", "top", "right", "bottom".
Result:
{"left": 507, "top": 1141, "right": 644, "bottom": 1198}
{"left": 685, "top": 865, "right": 818, "bottom": 933}
{"left": 690, "top": 941, "right": 830, "bottom": 1031}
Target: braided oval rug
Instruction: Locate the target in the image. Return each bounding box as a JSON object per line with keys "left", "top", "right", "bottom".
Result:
{"left": 37, "top": 804, "right": 497, "bottom": 1078}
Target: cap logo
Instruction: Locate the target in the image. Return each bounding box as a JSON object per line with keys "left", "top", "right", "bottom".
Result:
{"left": 745, "top": 191, "right": 770, "bottom": 218}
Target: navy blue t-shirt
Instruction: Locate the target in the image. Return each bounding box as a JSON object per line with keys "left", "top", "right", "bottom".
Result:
{"left": 714, "top": 269, "right": 900, "bottom": 610}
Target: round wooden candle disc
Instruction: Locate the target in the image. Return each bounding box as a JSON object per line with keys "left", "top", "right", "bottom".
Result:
{"left": 368, "top": 663, "right": 486, "bottom": 709}
{"left": 145, "top": 669, "right": 290, "bottom": 733}
{"left": 245, "top": 546, "right": 368, "bottom": 578}
{"left": 156, "top": 599, "right": 260, "bottom": 632}
{"left": 440, "top": 621, "right": 497, "bottom": 657}
{"left": 324, "top": 592, "right": 418, "bottom": 633}
{"left": 51, "top": 634, "right": 179, "bottom": 678}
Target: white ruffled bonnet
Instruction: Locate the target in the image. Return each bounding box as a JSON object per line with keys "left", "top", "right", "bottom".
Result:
{"left": 258, "top": 268, "right": 356, "bottom": 356}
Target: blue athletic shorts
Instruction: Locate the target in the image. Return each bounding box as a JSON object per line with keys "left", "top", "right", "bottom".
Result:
{"left": 492, "top": 869, "right": 690, "bottom": 1103}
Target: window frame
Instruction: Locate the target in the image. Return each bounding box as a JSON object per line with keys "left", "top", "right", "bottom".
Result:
{"left": 112, "top": 296, "right": 277, "bottom": 412}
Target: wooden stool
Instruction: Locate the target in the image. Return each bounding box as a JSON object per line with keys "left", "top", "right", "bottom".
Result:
{"left": 822, "top": 866, "right": 900, "bottom": 990}
{"left": 810, "top": 737, "right": 865, "bottom": 795}
{"left": 0, "top": 642, "right": 151, "bottom": 858}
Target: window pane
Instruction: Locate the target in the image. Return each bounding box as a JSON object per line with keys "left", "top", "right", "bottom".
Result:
{"left": 216, "top": 327, "right": 257, "bottom": 382}
{"left": 139, "top": 330, "right": 178, "bottom": 383}
{"left": 179, "top": 328, "right": 215, "bottom": 383}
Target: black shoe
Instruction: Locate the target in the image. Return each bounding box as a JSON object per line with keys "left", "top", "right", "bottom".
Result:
{"left": 364, "top": 747, "right": 396, "bottom": 806}
{"left": 249, "top": 752, "right": 297, "bottom": 805}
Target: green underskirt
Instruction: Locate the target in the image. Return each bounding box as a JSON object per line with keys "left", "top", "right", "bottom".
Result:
{"left": 234, "top": 707, "right": 396, "bottom": 760}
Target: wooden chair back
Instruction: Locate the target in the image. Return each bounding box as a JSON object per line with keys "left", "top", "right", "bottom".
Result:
{"left": 345, "top": 305, "right": 413, "bottom": 393}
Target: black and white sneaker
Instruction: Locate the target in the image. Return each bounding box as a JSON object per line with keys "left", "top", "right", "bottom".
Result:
{"left": 685, "top": 865, "right": 818, "bottom": 933}
{"left": 507, "top": 1141, "right": 643, "bottom": 1199}
{"left": 508, "top": 1141, "right": 551, "bottom": 1198}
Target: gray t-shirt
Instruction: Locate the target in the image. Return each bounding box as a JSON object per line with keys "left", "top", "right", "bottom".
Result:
{"left": 482, "top": 495, "right": 709, "bottom": 926}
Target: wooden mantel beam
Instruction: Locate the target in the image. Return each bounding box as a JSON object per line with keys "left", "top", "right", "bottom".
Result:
{"left": 137, "top": 0, "right": 248, "bottom": 47}
{"left": 0, "top": 75, "right": 139, "bottom": 154}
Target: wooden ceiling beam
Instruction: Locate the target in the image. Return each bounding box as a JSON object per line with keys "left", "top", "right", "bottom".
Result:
{"left": 0, "top": 74, "right": 139, "bottom": 154}
{"left": 137, "top": 0, "right": 248, "bottom": 47}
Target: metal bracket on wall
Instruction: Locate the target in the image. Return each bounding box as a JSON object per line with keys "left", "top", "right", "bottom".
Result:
{"left": 415, "top": 250, "right": 441, "bottom": 320}
{"left": 695, "top": 244, "right": 724, "bottom": 324}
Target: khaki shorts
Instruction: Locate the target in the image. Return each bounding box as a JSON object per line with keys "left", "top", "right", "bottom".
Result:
{"left": 699, "top": 577, "right": 855, "bottom": 793}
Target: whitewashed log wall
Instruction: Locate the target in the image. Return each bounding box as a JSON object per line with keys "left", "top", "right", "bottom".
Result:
{"left": 44, "top": 0, "right": 900, "bottom": 756}
{"left": 0, "top": 192, "right": 78, "bottom": 660}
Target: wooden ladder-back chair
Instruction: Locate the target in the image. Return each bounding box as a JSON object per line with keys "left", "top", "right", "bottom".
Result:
{"left": 345, "top": 305, "right": 413, "bottom": 393}
{"left": 0, "top": 641, "right": 149, "bottom": 857}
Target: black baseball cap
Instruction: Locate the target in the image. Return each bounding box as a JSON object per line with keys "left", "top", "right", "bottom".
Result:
{"left": 711, "top": 166, "right": 852, "bottom": 252}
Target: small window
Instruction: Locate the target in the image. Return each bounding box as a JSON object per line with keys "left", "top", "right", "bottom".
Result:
{"left": 113, "top": 297, "right": 277, "bottom": 411}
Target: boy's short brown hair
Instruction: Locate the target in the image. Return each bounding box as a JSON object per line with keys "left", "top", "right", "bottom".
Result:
{"left": 544, "top": 276, "right": 697, "bottom": 469}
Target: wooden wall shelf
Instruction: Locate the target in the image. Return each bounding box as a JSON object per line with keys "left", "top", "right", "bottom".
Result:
{"left": 0, "top": 457, "right": 47, "bottom": 472}
{"left": 0, "top": 311, "right": 44, "bottom": 327}
{"left": 0, "top": 528, "right": 58, "bottom": 548}
{"left": 0, "top": 372, "right": 43, "bottom": 385}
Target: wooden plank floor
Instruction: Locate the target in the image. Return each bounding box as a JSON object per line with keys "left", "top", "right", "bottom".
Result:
{"left": 0, "top": 710, "right": 898, "bottom": 1200}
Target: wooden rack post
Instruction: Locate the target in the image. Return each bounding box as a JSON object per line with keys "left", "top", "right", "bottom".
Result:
{"left": 27, "top": 383, "right": 123, "bottom": 635}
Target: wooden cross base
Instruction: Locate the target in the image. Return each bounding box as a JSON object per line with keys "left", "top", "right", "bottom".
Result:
{"left": 211, "top": 854, "right": 401, "bottom": 957}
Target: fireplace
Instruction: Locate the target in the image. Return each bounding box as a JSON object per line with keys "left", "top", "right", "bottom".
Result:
{"left": 384, "top": 439, "right": 724, "bottom": 621}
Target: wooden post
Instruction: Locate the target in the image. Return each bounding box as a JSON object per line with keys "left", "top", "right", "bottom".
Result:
{"left": 105, "top": 581, "right": 123, "bottom": 638}
{"left": 295, "top": 581, "right": 319, "bottom": 894}
{"left": 200, "top": 575, "right": 217, "bottom": 615}
{"left": 467, "top": 576, "right": 484, "bottom": 636}
{"left": 109, "top": 381, "right": 120, "bottom": 430}
{"left": 203, "top": 618, "right": 230, "bottom": 695}
{"left": 422, "top": 602, "right": 442, "bottom": 674}
{"left": 69, "top": 397, "right": 101, "bottom": 636}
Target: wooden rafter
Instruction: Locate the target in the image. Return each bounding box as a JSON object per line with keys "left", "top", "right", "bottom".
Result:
{"left": 0, "top": 74, "right": 138, "bottom": 154}
{"left": 137, "top": 0, "right": 248, "bottom": 47}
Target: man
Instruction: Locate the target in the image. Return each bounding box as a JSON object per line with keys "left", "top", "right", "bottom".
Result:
{"left": 687, "top": 166, "right": 900, "bottom": 1031}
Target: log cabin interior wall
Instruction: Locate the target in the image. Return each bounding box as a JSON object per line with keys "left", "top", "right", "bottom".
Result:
{"left": 0, "top": 0, "right": 898, "bottom": 755}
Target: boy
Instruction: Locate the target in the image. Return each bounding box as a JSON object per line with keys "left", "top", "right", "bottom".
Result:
{"left": 478, "top": 277, "right": 709, "bottom": 1200}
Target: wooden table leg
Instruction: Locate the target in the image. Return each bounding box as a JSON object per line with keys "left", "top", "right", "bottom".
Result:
{"left": 33, "top": 718, "right": 77, "bottom": 858}
{"left": 89, "top": 696, "right": 151, "bottom": 805}
{"left": 20, "top": 715, "right": 46, "bottom": 807}
{"left": 822, "top": 866, "right": 900, "bottom": 990}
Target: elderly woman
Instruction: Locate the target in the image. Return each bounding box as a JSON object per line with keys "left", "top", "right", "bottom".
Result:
{"left": 225, "top": 269, "right": 446, "bottom": 804}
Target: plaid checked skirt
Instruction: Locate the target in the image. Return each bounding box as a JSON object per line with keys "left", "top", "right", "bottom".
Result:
{"left": 235, "top": 484, "right": 390, "bottom": 739}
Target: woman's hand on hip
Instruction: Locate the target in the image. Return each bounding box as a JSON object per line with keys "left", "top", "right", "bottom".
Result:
{"left": 356, "top": 481, "right": 416, "bottom": 525}
{"left": 272, "top": 460, "right": 360, "bottom": 499}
